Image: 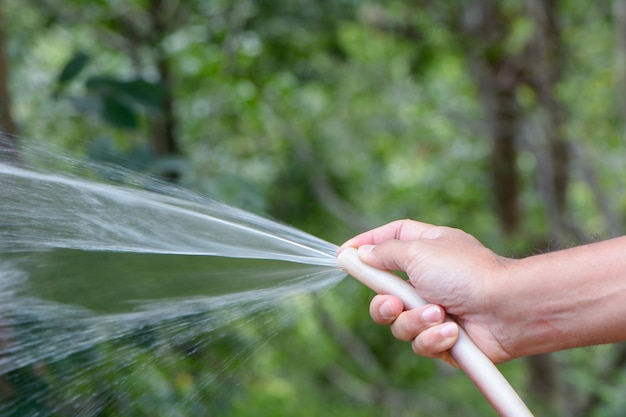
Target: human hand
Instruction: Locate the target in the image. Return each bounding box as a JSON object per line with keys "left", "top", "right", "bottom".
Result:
{"left": 342, "top": 219, "right": 516, "bottom": 365}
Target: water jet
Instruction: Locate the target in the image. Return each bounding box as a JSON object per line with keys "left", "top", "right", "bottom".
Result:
{"left": 0, "top": 144, "right": 532, "bottom": 416}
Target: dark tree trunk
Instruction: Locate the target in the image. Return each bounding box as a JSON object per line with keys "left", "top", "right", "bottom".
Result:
{"left": 147, "top": 0, "right": 181, "bottom": 182}
{"left": 0, "top": 0, "right": 19, "bottom": 162}
{"left": 525, "top": 0, "right": 570, "bottom": 241}
{"left": 0, "top": 0, "right": 15, "bottom": 134}
{"left": 461, "top": 0, "right": 568, "bottom": 411}
{"left": 615, "top": 0, "right": 626, "bottom": 139}
{"left": 461, "top": 2, "right": 524, "bottom": 235}
{"left": 151, "top": 53, "right": 181, "bottom": 182}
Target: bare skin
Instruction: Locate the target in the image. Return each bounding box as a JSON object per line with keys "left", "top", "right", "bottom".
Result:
{"left": 341, "top": 219, "right": 626, "bottom": 366}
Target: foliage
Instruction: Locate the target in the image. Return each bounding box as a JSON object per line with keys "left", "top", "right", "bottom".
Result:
{"left": 2, "top": 0, "right": 626, "bottom": 416}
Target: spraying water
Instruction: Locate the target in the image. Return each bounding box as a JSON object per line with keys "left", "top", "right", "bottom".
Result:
{"left": 0, "top": 142, "right": 532, "bottom": 417}
{"left": 0, "top": 143, "right": 347, "bottom": 416}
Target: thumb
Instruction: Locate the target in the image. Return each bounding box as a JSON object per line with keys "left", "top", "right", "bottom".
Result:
{"left": 357, "top": 241, "right": 417, "bottom": 273}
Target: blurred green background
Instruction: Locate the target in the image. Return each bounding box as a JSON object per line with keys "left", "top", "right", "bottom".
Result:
{"left": 1, "top": 1, "right": 626, "bottom": 416}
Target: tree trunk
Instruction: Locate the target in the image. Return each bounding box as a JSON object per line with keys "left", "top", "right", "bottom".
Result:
{"left": 461, "top": 1, "right": 523, "bottom": 236}
{"left": 0, "top": 0, "right": 19, "bottom": 161}
{"left": 481, "top": 71, "right": 522, "bottom": 236}
{"left": 147, "top": 0, "right": 181, "bottom": 182}
{"left": 525, "top": 0, "right": 570, "bottom": 241}
{"left": 614, "top": 0, "right": 626, "bottom": 140}
{"left": 151, "top": 53, "right": 181, "bottom": 182}
{"left": 462, "top": 1, "right": 568, "bottom": 412}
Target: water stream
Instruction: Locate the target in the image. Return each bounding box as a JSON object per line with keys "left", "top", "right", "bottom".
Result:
{"left": 0, "top": 146, "right": 348, "bottom": 416}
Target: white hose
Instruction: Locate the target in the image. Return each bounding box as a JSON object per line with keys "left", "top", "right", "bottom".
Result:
{"left": 337, "top": 247, "right": 534, "bottom": 417}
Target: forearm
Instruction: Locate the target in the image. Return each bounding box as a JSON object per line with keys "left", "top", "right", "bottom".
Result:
{"left": 499, "top": 236, "right": 626, "bottom": 358}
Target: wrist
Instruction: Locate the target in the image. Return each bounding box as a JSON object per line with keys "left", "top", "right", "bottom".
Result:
{"left": 481, "top": 256, "right": 535, "bottom": 360}
{"left": 492, "top": 238, "right": 626, "bottom": 358}
{"left": 494, "top": 252, "right": 588, "bottom": 358}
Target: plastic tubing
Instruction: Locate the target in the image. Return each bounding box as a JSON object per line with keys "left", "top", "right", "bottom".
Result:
{"left": 337, "top": 247, "right": 534, "bottom": 417}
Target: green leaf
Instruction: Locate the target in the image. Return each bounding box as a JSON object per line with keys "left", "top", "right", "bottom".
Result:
{"left": 85, "top": 76, "right": 122, "bottom": 95}
{"left": 119, "top": 79, "right": 166, "bottom": 113}
{"left": 101, "top": 96, "right": 138, "bottom": 129}
{"left": 86, "top": 76, "right": 165, "bottom": 113}
{"left": 57, "top": 51, "right": 90, "bottom": 85}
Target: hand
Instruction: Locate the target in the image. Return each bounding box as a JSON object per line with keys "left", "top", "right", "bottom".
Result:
{"left": 342, "top": 219, "right": 516, "bottom": 365}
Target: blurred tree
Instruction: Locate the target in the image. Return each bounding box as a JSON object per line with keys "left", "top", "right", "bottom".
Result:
{"left": 0, "top": 0, "right": 18, "bottom": 161}
{"left": 462, "top": 0, "right": 566, "bottom": 406}
{"left": 3, "top": 0, "right": 626, "bottom": 416}
{"left": 36, "top": 0, "right": 203, "bottom": 181}
{"left": 460, "top": 1, "right": 527, "bottom": 236}
{"left": 615, "top": 0, "right": 626, "bottom": 139}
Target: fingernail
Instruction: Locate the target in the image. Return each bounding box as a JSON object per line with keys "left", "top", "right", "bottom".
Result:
{"left": 358, "top": 245, "right": 374, "bottom": 256}
{"left": 380, "top": 300, "right": 395, "bottom": 320}
{"left": 439, "top": 322, "right": 458, "bottom": 339}
{"left": 421, "top": 305, "right": 442, "bottom": 324}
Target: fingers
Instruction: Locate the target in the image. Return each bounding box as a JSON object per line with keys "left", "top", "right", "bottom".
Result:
{"left": 390, "top": 303, "right": 445, "bottom": 341}
{"left": 370, "top": 295, "right": 446, "bottom": 337}
{"left": 340, "top": 219, "right": 448, "bottom": 272}
{"left": 411, "top": 322, "right": 459, "bottom": 360}
{"left": 370, "top": 295, "right": 459, "bottom": 362}
{"left": 356, "top": 240, "right": 419, "bottom": 272}
{"left": 341, "top": 219, "right": 442, "bottom": 249}
{"left": 369, "top": 294, "right": 405, "bottom": 325}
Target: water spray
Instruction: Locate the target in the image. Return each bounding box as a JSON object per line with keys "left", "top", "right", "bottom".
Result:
{"left": 338, "top": 247, "right": 534, "bottom": 417}
{"left": 1, "top": 145, "right": 534, "bottom": 416}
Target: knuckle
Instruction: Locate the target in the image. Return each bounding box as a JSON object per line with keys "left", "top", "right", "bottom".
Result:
{"left": 411, "top": 335, "right": 437, "bottom": 358}
{"left": 411, "top": 326, "right": 453, "bottom": 358}
{"left": 390, "top": 309, "right": 426, "bottom": 341}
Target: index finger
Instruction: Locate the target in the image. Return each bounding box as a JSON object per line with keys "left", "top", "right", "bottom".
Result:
{"left": 341, "top": 219, "right": 441, "bottom": 248}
